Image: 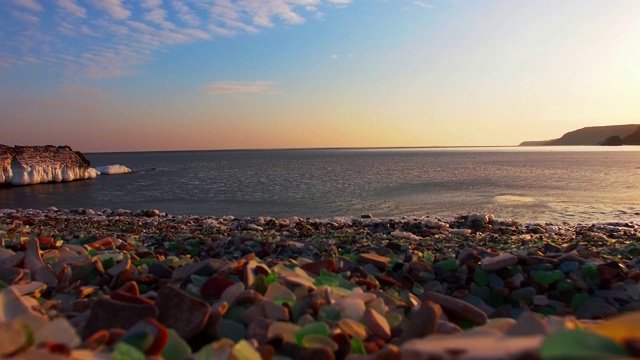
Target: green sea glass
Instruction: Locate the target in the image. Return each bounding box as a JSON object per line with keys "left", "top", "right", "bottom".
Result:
{"left": 161, "top": 329, "right": 192, "bottom": 360}
{"left": 473, "top": 268, "right": 489, "bottom": 287}
{"left": 318, "top": 305, "right": 341, "bottom": 322}
{"left": 571, "top": 293, "right": 591, "bottom": 309}
{"left": 295, "top": 321, "right": 330, "bottom": 346}
{"left": 112, "top": 342, "right": 145, "bottom": 360}
{"left": 581, "top": 264, "right": 598, "bottom": 281}
{"left": 101, "top": 257, "right": 116, "bottom": 271}
{"left": 434, "top": 259, "right": 458, "bottom": 271}
{"left": 423, "top": 251, "right": 434, "bottom": 264}
{"left": 412, "top": 282, "right": 424, "bottom": 296}
{"left": 302, "top": 334, "right": 338, "bottom": 351}
{"left": 350, "top": 337, "right": 366, "bottom": 355}
{"left": 314, "top": 270, "right": 355, "bottom": 289}
{"left": 254, "top": 274, "right": 268, "bottom": 295}
{"left": 120, "top": 329, "right": 154, "bottom": 352}
{"left": 532, "top": 270, "right": 564, "bottom": 285}
{"left": 232, "top": 339, "right": 261, "bottom": 360}
{"left": 539, "top": 329, "right": 628, "bottom": 359}
{"left": 556, "top": 279, "right": 576, "bottom": 292}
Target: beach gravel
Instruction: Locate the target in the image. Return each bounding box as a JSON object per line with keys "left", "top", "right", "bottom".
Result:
{"left": 1, "top": 208, "right": 640, "bottom": 359}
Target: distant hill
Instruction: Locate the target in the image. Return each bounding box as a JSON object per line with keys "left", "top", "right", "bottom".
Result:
{"left": 622, "top": 127, "right": 640, "bottom": 144}
{"left": 519, "top": 124, "right": 640, "bottom": 146}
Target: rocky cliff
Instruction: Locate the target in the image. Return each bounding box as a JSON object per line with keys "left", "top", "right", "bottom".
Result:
{"left": 0, "top": 145, "right": 98, "bottom": 186}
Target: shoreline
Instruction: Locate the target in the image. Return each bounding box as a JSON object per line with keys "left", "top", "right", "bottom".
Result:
{"left": 1, "top": 208, "right": 640, "bottom": 359}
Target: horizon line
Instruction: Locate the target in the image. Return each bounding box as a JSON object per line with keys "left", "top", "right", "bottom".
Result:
{"left": 86, "top": 145, "right": 522, "bottom": 154}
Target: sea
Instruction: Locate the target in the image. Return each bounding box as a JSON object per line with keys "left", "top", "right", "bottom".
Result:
{"left": 2, "top": 146, "right": 640, "bottom": 223}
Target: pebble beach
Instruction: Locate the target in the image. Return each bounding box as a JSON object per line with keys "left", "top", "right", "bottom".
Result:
{"left": 2, "top": 208, "right": 640, "bottom": 359}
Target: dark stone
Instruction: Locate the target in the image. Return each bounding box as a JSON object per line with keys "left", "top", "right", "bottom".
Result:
{"left": 542, "top": 243, "right": 562, "bottom": 254}
{"left": 458, "top": 251, "right": 482, "bottom": 265}
{"left": 598, "top": 263, "right": 624, "bottom": 285}
{"left": 575, "top": 302, "right": 618, "bottom": 320}
{"left": 625, "top": 338, "right": 640, "bottom": 358}
{"left": 155, "top": 285, "right": 211, "bottom": 340}
{"left": 332, "top": 332, "right": 351, "bottom": 360}
{"left": 148, "top": 263, "right": 172, "bottom": 279}
{"left": 295, "top": 347, "right": 335, "bottom": 360}
{"left": 373, "top": 345, "right": 401, "bottom": 360}
{"left": 300, "top": 259, "right": 336, "bottom": 276}
{"left": 335, "top": 257, "right": 357, "bottom": 272}
{"left": 399, "top": 302, "right": 441, "bottom": 343}
{"left": 0, "top": 266, "right": 24, "bottom": 284}
{"left": 177, "top": 258, "right": 228, "bottom": 287}
{"left": 376, "top": 274, "right": 402, "bottom": 287}
{"left": 246, "top": 317, "right": 274, "bottom": 346}
{"left": 279, "top": 342, "right": 303, "bottom": 359}
{"left": 81, "top": 298, "right": 158, "bottom": 339}
{"left": 391, "top": 261, "right": 405, "bottom": 272}
{"left": 0, "top": 253, "right": 25, "bottom": 268}
{"left": 267, "top": 336, "right": 284, "bottom": 350}
{"left": 259, "top": 344, "right": 276, "bottom": 360}
{"left": 422, "top": 291, "right": 487, "bottom": 326}
{"left": 357, "top": 253, "right": 390, "bottom": 270}
{"left": 200, "top": 276, "right": 234, "bottom": 301}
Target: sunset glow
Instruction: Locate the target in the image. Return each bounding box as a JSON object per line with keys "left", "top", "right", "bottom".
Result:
{"left": 1, "top": 0, "right": 639, "bottom": 152}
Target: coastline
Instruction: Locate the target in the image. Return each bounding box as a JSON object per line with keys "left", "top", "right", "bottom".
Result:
{"left": 1, "top": 208, "right": 639, "bottom": 359}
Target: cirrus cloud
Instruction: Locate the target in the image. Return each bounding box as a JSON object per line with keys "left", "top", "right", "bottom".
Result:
{"left": 1, "top": 0, "right": 355, "bottom": 79}
{"left": 8, "top": 0, "right": 43, "bottom": 12}
{"left": 57, "top": 0, "right": 87, "bottom": 17}
{"left": 204, "top": 80, "right": 275, "bottom": 96}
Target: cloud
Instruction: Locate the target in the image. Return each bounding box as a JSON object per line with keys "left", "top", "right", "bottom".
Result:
{"left": 1, "top": 0, "right": 355, "bottom": 78}
{"left": 8, "top": 0, "right": 43, "bottom": 12}
{"left": 142, "top": 0, "right": 163, "bottom": 8}
{"left": 11, "top": 11, "right": 40, "bottom": 25}
{"left": 57, "top": 0, "right": 86, "bottom": 17}
{"left": 142, "top": 0, "right": 175, "bottom": 28}
{"left": 413, "top": 1, "right": 434, "bottom": 8}
{"left": 171, "top": 0, "right": 201, "bottom": 26}
{"left": 92, "top": 0, "right": 131, "bottom": 20}
{"left": 330, "top": 53, "right": 354, "bottom": 59}
{"left": 145, "top": 8, "right": 175, "bottom": 28}
{"left": 0, "top": 58, "right": 17, "bottom": 68}
{"left": 327, "top": 0, "right": 351, "bottom": 5}
{"left": 204, "top": 81, "right": 274, "bottom": 95}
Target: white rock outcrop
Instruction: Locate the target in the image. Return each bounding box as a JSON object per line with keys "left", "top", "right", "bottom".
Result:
{"left": 0, "top": 145, "right": 99, "bottom": 186}
{"left": 94, "top": 165, "right": 132, "bottom": 175}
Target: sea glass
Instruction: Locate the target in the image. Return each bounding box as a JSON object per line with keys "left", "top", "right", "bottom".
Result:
{"left": 161, "top": 329, "right": 191, "bottom": 360}
{"left": 295, "top": 321, "right": 330, "bottom": 346}
{"left": 539, "top": 329, "right": 627, "bottom": 359}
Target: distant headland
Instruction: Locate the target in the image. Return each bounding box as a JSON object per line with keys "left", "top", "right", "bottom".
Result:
{"left": 520, "top": 124, "right": 640, "bottom": 146}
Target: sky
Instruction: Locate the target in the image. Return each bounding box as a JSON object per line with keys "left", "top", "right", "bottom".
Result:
{"left": 1, "top": 0, "right": 639, "bottom": 152}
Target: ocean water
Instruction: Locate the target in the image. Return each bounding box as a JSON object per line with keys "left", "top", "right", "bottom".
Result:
{"left": 2, "top": 147, "right": 640, "bottom": 223}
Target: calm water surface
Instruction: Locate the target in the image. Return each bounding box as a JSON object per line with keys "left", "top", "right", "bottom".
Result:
{"left": 2, "top": 147, "right": 640, "bottom": 223}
